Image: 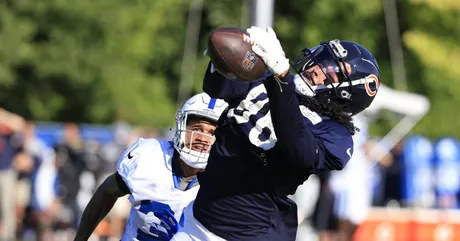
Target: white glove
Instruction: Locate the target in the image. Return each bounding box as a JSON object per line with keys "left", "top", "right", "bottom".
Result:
{"left": 246, "top": 26, "right": 290, "bottom": 76}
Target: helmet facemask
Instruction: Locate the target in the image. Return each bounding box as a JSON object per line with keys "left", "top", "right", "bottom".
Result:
{"left": 292, "top": 40, "right": 354, "bottom": 102}
{"left": 173, "top": 111, "right": 216, "bottom": 169}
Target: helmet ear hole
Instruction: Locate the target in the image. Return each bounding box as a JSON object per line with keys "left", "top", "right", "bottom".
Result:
{"left": 340, "top": 90, "right": 351, "bottom": 99}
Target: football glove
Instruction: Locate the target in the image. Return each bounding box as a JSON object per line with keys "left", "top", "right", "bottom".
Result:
{"left": 246, "top": 26, "right": 290, "bottom": 76}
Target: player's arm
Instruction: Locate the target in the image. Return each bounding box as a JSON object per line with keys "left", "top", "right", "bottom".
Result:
{"left": 73, "top": 172, "right": 130, "bottom": 241}
{"left": 250, "top": 26, "right": 347, "bottom": 171}
{"left": 264, "top": 74, "right": 320, "bottom": 167}
{"left": 265, "top": 73, "right": 351, "bottom": 171}
{"left": 202, "top": 61, "right": 254, "bottom": 101}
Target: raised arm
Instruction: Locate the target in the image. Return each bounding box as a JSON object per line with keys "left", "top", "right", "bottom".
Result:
{"left": 264, "top": 74, "right": 317, "bottom": 169}
{"left": 264, "top": 74, "right": 351, "bottom": 171}
{"left": 250, "top": 26, "right": 351, "bottom": 171}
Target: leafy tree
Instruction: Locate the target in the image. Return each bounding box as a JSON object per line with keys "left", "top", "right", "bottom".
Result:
{"left": 0, "top": 0, "right": 190, "bottom": 127}
{"left": 401, "top": 0, "right": 460, "bottom": 138}
{"left": 1, "top": 0, "right": 460, "bottom": 138}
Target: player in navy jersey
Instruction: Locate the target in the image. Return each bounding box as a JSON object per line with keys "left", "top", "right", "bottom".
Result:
{"left": 172, "top": 26, "right": 380, "bottom": 241}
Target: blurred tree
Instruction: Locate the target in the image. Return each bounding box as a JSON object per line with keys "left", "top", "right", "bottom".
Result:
{"left": 274, "top": 0, "right": 396, "bottom": 136}
{"left": 0, "top": 0, "right": 190, "bottom": 127}
{"left": 190, "top": 0, "right": 246, "bottom": 95}
{"left": 1, "top": 0, "right": 460, "bottom": 138}
{"left": 274, "top": 0, "right": 460, "bottom": 138}
{"left": 401, "top": 0, "right": 460, "bottom": 138}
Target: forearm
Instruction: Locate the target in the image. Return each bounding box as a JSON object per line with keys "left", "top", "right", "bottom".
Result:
{"left": 74, "top": 188, "right": 119, "bottom": 240}
{"left": 264, "top": 73, "right": 318, "bottom": 168}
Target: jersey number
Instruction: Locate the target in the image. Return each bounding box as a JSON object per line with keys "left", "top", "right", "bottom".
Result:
{"left": 136, "top": 200, "right": 185, "bottom": 241}
{"left": 227, "top": 84, "right": 277, "bottom": 150}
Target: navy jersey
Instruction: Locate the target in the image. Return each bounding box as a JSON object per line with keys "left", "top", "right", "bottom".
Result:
{"left": 194, "top": 63, "right": 353, "bottom": 241}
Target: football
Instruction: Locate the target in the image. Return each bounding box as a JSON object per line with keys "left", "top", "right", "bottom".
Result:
{"left": 207, "top": 27, "right": 267, "bottom": 82}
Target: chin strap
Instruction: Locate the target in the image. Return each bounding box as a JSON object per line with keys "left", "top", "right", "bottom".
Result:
{"left": 179, "top": 148, "right": 209, "bottom": 169}
{"left": 273, "top": 75, "right": 289, "bottom": 93}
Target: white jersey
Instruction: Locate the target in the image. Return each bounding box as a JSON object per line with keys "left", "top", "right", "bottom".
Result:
{"left": 117, "top": 138, "right": 200, "bottom": 241}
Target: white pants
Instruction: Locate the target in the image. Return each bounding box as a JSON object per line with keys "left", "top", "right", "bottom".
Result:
{"left": 171, "top": 201, "right": 226, "bottom": 241}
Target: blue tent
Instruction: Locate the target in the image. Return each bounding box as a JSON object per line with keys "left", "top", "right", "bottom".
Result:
{"left": 432, "top": 137, "right": 460, "bottom": 208}
{"left": 401, "top": 136, "right": 435, "bottom": 207}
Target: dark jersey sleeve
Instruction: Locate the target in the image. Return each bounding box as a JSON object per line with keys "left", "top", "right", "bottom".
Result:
{"left": 313, "top": 120, "right": 354, "bottom": 171}
{"left": 202, "top": 62, "right": 255, "bottom": 102}
{"left": 115, "top": 171, "right": 131, "bottom": 195}
{"left": 263, "top": 73, "right": 352, "bottom": 172}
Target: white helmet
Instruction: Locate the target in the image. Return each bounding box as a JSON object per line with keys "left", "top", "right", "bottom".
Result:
{"left": 173, "top": 93, "right": 228, "bottom": 169}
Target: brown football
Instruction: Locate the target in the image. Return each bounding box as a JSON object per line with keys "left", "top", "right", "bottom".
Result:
{"left": 207, "top": 27, "right": 267, "bottom": 82}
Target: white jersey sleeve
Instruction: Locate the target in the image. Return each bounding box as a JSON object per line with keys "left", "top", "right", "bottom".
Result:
{"left": 117, "top": 138, "right": 145, "bottom": 194}
{"left": 116, "top": 138, "right": 174, "bottom": 199}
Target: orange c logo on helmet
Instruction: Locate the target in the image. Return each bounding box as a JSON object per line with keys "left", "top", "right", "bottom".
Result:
{"left": 365, "top": 74, "right": 379, "bottom": 97}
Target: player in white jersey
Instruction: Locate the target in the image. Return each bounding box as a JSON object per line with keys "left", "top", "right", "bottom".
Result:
{"left": 74, "top": 93, "right": 228, "bottom": 241}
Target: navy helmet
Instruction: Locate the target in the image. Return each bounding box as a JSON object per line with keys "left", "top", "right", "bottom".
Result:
{"left": 291, "top": 40, "right": 380, "bottom": 116}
